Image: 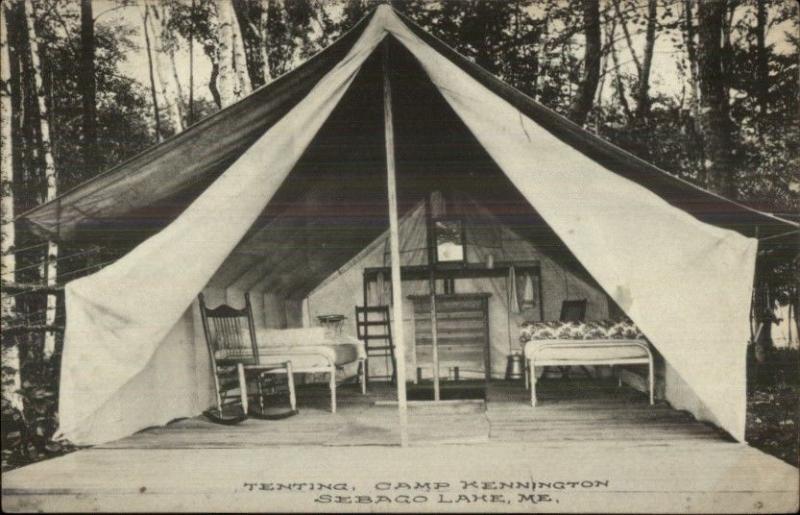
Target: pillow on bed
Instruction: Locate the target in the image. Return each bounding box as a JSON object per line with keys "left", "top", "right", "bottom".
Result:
{"left": 254, "top": 327, "right": 328, "bottom": 347}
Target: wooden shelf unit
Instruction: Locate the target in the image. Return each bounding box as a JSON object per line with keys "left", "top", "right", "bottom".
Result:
{"left": 409, "top": 293, "right": 491, "bottom": 381}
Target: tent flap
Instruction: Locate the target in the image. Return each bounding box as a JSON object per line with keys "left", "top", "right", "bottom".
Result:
{"left": 57, "top": 12, "right": 390, "bottom": 444}
{"left": 382, "top": 8, "right": 757, "bottom": 439}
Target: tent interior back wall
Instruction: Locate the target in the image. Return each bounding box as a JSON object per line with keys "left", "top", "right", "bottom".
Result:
{"left": 17, "top": 6, "right": 799, "bottom": 447}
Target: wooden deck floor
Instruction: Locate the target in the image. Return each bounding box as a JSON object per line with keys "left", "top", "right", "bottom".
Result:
{"left": 94, "top": 379, "right": 727, "bottom": 449}
{"left": 3, "top": 379, "right": 798, "bottom": 513}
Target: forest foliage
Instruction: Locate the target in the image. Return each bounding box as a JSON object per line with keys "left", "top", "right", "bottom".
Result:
{"left": 1, "top": 0, "right": 798, "bottom": 470}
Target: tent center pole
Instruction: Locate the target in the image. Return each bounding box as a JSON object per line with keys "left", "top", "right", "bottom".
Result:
{"left": 424, "top": 194, "right": 441, "bottom": 401}
{"left": 382, "top": 39, "right": 409, "bottom": 446}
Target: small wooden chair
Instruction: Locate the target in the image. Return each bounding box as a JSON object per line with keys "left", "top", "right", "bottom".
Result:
{"left": 558, "top": 299, "right": 589, "bottom": 378}
{"left": 199, "top": 293, "right": 297, "bottom": 422}
{"left": 355, "top": 305, "right": 396, "bottom": 386}
{"left": 560, "top": 299, "right": 588, "bottom": 322}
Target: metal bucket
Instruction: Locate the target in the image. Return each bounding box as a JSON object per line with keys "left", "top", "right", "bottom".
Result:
{"left": 505, "top": 352, "right": 524, "bottom": 381}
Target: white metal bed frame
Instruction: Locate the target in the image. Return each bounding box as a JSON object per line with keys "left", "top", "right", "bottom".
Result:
{"left": 524, "top": 339, "right": 654, "bottom": 407}
{"left": 259, "top": 349, "right": 366, "bottom": 413}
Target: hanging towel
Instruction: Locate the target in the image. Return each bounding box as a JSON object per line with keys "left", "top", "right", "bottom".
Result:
{"left": 376, "top": 271, "right": 387, "bottom": 306}
{"left": 508, "top": 265, "right": 520, "bottom": 314}
{"left": 522, "top": 272, "right": 535, "bottom": 308}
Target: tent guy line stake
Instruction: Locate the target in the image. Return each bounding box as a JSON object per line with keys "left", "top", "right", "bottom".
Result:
{"left": 382, "top": 39, "right": 409, "bottom": 447}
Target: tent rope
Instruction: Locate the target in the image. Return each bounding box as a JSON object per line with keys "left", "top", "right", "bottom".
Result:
{"left": 757, "top": 228, "right": 800, "bottom": 243}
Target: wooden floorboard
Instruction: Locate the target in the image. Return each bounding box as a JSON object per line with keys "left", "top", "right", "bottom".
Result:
{"left": 92, "top": 379, "right": 727, "bottom": 451}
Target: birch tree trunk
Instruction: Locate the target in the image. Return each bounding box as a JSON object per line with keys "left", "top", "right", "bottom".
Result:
{"left": 259, "top": 0, "right": 272, "bottom": 85}
{"left": 1, "top": 5, "right": 15, "bottom": 290}
{"left": 682, "top": 0, "right": 700, "bottom": 117}
{"left": 146, "top": 3, "right": 183, "bottom": 133}
{"left": 533, "top": 12, "right": 548, "bottom": 101}
{"left": 159, "top": 4, "right": 187, "bottom": 128}
{"left": 229, "top": 2, "right": 251, "bottom": 97}
{"left": 169, "top": 49, "right": 186, "bottom": 127}
{"left": 1, "top": 4, "right": 15, "bottom": 291}
{"left": 215, "top": 0, "right": 236, "bottom": 106}
{"left": 592, "top": 11, "right": 617, "bottom": 132}
{"left": 1, "top": 1, "right": 23, "bottom": 412}
{"left": 141, "top": 6, "right": 161, "bottom": 140}
{"left": 23, "top": 0, "right": 59, "bottom": 358}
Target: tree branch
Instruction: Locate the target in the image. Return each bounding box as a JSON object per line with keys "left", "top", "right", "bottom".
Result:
{"left": 612, "top": 0, "right": 642, "bottom": 78}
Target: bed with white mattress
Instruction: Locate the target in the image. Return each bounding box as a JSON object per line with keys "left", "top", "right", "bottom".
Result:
{"left": 253, "top": 328, "right": 366, "bottom": 412}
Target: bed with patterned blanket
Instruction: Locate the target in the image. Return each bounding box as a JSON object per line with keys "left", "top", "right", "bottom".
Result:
{"left": 519, "top": 320, "right": 654, "bottom": 407}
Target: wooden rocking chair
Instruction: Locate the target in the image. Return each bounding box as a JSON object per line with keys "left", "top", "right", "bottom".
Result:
{"left": 199, "top": 293, "right": 297, "bottom": 423}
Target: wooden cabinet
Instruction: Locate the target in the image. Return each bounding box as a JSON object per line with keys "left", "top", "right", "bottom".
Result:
{"left": 409, "top": 293, "right": 491, "bottom": 380}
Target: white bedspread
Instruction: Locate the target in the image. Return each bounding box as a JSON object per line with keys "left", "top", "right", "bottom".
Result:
{"left": 253, "top": 328, "right": 365, "bottom": 370}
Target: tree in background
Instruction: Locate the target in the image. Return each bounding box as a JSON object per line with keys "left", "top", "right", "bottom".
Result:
{"left": 567, "top": 0, "right": 601, "bottom": 125}
{"left": 633, "top": 0, "right": 657, "bottom": 123}
{"left": 79, "top": 0, "right": 97, "bottom": 174}
{"left": 231, "top": 0, "right": 273, "bottom": 87}
{"left": 23, "top": 0, "right": 60, "bottom": 359}
{"left": 214, "top": 0, "right": 251, "bottom": 105}
{"left": 213, "top": 0, "right": 234, "bottom": 104}
{"left": 2, "top": 0, "right": 153, "bottom": 470}
{"left": 141, "top": 3, "right": 162, "bottom": 139}
{"left": 163, "top": 0, "right": 221, "bottom": 109}
{"left": 604, "top": 0, "right": 660, "bottom": 158}
{"left": 697, "top": 0, "right": 734, "bottom": 197}
{"left": 727, "top": 0, "right": 799, "bottom": 213}
{"left": 677, "top": 0, "right": 703, "bottom": 181}
{"left": 165, "top": 0, "right": 260, "bottom": 109}
{"left": 1, "top": 1, "right": 23, "bottom": 416}
{"left": 146, "top": 2, "right": 186, "bottom": 132}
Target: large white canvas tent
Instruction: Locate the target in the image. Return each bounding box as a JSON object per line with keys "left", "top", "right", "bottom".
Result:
{"left": 19, "top": 6, "right": 798, "bottom": 446}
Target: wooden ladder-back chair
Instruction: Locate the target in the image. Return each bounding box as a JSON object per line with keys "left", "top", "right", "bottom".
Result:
{"left": 355, "top": 306, "right": 396, "bottom": 386}
{"left": 557, "top": 299, "right": 589, "bottom": 379}
{"left": 560, "top": 299, "right": 588, "bottom": 322}
{"left": 199, "top": 293, "right": 297, "bottom": 423}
